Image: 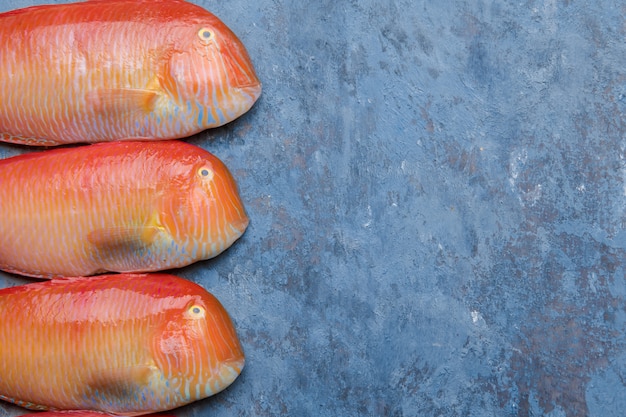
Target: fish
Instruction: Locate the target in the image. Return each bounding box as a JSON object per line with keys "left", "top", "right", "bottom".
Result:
{"left": 18, "top": 413, "right": 173, "bottom": 417}
{"left": 0, "top": 273, "right": 245, "bottom": 416}
{"left": 0, "top": 0, "right": 261, "bottom": 146}
{"left": 18, "top": 413, "right": 175, "bottom": 417}
{"left": 0, "top": 141, "right": 249, "bottom": 278}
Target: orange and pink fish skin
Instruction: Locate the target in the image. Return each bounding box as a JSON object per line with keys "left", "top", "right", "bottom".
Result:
{"left": 0, "top": 0, "right": 261, "bottom": 146}
{"left": 0, "top": 141, "right": 249, "bottom": 278}
{"left": 0, "top": 273, "right": 244, "bottom": 416}
{"left": 17, "top": 413, "right": 174, "bottom": 417}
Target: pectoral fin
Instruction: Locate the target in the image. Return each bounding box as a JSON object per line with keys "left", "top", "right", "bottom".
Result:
{"left": 88, "top": 364, "right": 160, "bottom": 404}
{"left": 88, "top": 225, "right": 160, "bottom": 251}
{"left": 87, "top": 225, "right": 162, "bottom": 271}
{"left": 86, "top": 88, "right": 160, "bottom": 115}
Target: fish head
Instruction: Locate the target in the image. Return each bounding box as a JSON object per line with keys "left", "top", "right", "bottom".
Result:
{"left": 152, "top": 287, "right": 245, "bottom": 400}
{"left": 160, "top": 146, "right": 249, "bottom": 260}
{"left": 163, "top": 13, "right": 262, "bottom": 128}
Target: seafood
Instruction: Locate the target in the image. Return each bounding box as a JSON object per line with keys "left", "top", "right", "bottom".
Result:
{"left": 18, "top": 413, "right": 174, "bottom": 417}
{"left": 0, "top": 141, "right": 248, "bottom": 278}
{"left": 0, "top": 273, "right": 244, "bottom": 415}
{"left": 0, "top": 0, "right": 261, "bottom": 145}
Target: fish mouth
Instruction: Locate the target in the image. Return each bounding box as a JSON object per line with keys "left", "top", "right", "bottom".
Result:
{"left": 221, "top": 215, "right": 248, "bottom": 251}
{"left": 223, "top": 43, "right": 262, "bottom": 100}
{"left": 237, "top": 78, "right": 261, "bottom": 89}
{"left": 214, "top": 356, "right": 245, "bottom": 392}
{"left": 231, "top": 216, "right": 250, "bottom": 236}
{"left": 225, "top": 356, "right": 245, "bottom": 375}
{"left": 237, "top": 82, "right": 262, "bottom": 103}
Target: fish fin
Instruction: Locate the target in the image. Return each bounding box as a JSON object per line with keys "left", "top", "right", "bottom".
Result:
{"left": 0, "top": 132, "right": 62, "bottom": 146}
{"left": 88, "top": 364, "right": 160, "bottom": 403}
{"left": 86, "top": 88, "right": 160, "bottom": 115}
{"left": 87, "top": 224, "right": 163, "bottom": 270}
{"left": 0, "top": 263, "right": 59, "bottom": 279}
{"left": 0, "top": 393, "right": 49, "bottom": 411}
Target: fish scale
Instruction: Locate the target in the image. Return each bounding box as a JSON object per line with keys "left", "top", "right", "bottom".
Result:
{"left": 0, "top": 274, "right": 244, "bottom": 416}
{"left": 0, "top": 0, "right": 261, "bottom": 145}
{"left": 0, "top": 141, "right": 249, "bottom": 278}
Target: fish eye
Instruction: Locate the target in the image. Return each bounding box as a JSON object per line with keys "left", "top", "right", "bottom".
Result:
{"left": 188, "top": 304, "right": 206, "bottom": 318}
{"left": 198, "top": 167, "right": 214, "bottom": 181}
{"left": 198, "top": 28, "right": 214, "bottom": 44}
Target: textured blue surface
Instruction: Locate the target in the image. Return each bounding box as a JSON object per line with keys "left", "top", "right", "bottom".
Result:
{"left": 0, "top": 1, "right": 625, "bottom": 416}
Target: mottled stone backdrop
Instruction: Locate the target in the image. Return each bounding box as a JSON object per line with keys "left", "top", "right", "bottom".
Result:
{"left": 0, "top": 1, "right": 625, "bottom": 416}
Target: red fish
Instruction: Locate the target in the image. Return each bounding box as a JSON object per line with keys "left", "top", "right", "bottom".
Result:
{"left": 18, "top": 413, "right": 173, "bottom": 417}
{"left": 17, "top": 414, "right": 174, "bottom": 417}
{"left": 0, "top": 0, "right": 261, "bottom": 146}
{"left": 0, "top": 141, "right": 248, "bottom": 278}
{"left": 0, "top": 273, "right": 245, "bottom": 415}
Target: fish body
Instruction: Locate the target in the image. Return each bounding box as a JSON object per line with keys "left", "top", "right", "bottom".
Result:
{"left": 18, "top": 413, "right": 174, "bottom": 417}
{"left": 0, "top": 141, "right": 248, "bottom": 278}
{"left": 0, "top": 273, "right": 244, "bottom": 415}
{"left": 0, "top": 0, "right": 261, "bottom": 146}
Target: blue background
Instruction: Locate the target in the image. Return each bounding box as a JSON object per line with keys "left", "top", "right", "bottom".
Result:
{"left": 1, "top": 1, "right": 625, "bottom": 416}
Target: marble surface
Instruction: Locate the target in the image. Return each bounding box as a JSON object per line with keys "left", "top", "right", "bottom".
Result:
{"left": 0, "top": 0, "right": 625, "bottom": 416}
